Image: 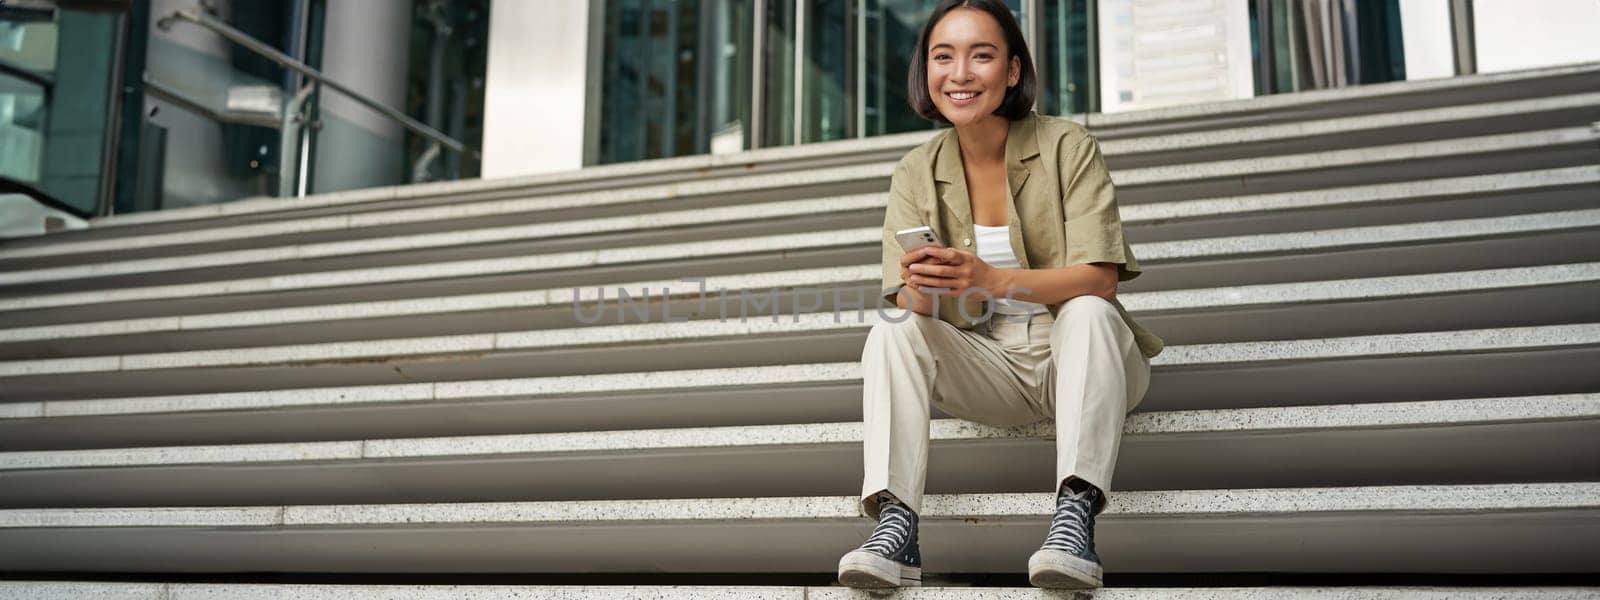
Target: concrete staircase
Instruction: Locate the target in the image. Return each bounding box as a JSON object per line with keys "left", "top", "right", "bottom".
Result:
{"left": 0, "top": 63, "right": 1597, "bottom": 597}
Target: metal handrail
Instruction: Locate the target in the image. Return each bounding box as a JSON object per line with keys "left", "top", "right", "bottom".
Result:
{"left": 0, "top": 59, "right": 53, "bottom": 89}
{"left": 155, "top": 8, "right": 479, "bottom": 160}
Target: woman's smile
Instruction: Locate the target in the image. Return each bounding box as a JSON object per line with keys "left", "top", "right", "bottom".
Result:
{"left": 944, "top": 90, "right": 983, "bottom": 105}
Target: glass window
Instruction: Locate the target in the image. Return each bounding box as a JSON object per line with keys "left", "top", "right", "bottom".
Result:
{"left": 763, "top": 0, "right": 796, "bottom": 146}
{"left": 0, "top": 14, "right": 54, "bottom": 185}
{"left": 1250, "top": 0, "right": 1405, "bottom": 96}
{"left": 1041, "top": 0, "right": 1096, "bottom": 115}
{"left": 801, "top": 0, "right": 853, "bottom": 143}
{"left": 600, "top": 0, "right": 753, "bottom": 163}
{"left": 598, "top": 0, "right": 1041, "bottom": 161}
{"left": 0, "top": 72, "right": 46, "bottom": 183}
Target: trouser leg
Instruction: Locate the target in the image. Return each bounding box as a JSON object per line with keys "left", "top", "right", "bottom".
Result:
{"left": 860, "top": 311, "right": 1039, "bottom": 519}
{"left": 1044, "top": 295, "right": 1151, "bottom": 510}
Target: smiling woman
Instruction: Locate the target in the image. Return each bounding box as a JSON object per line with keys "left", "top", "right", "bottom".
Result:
{"left": 835, "top": 0, "right": 1162, "bottom": 592}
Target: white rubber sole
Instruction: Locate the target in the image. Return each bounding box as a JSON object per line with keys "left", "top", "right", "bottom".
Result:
{"left": 838, "top": 550, "right": 922, "bottom": 588}
{"left": 1027, "top": 548, "right": 1104, "bottom": 589}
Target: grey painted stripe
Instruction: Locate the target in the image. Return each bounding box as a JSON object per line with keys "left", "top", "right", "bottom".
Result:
{"left": 3, "top": 201, "right": 1594, "bottom": 314}
{"left": 2, "top": 264, "right": 1595, "bottom": 376}
{"left": 0, "top": 394, "right": 1591, "bottom": 470}
{"left": 3, "top": 323, "right": 1593, "bottom": 419}
{"left": 0, "top": 482, "right": 1593, "bottom": 528}
{"left": 2, "top": 582, "right": 1595, "bottom": 600}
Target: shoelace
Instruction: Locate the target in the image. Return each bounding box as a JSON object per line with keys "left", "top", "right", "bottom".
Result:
{"left": 858, "top": 501, "right": 915, "bottom": 558}
{"left": 1040, "top": 487, "right": 1096, "bottom": 554}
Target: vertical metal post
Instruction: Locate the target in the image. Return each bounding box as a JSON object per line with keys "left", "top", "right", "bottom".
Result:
{"left": 1023, "top": 0, "right": 1039, "bottom": 111}
{"left": 97, "top": 11, "right": 130, "bottom": 217}
{"left": 663, "top": 0, "right": 679, "bottom": 158}
{"left": 1449, "top": 0, "right": 1475, "bottom": 75}
{"left": 854, "top": 0, "right": 867, "bottom": 138}
{"left": 583, "top": 0, "right": 607, "bottom": 166}
{"left": 752, "top": 0, "right": 766, "bottom": 148}
{"left": 793, "top": 0, "right": 806, "bottom": 145}
{"left": 696, "top": 0, "right": 713, "bottom": 153}
{"left": 1252, "top": 0, "right": 1275, "bottom": 94}
{"left": 278, "top": 83, "right": 314, "bottom": 197}
{"left": 296, "top": 81, "right": 318, "bottom": 198}
{"left": 1085, "top": 0, "right": 1098, "bottom": 114}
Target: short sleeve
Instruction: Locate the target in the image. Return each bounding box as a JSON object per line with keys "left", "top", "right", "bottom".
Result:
{"left": 880, "top": 158, "right": 922, "bottom": 306}
{"left": 1060, "top": 135, "right": 1141, "bottom": 281}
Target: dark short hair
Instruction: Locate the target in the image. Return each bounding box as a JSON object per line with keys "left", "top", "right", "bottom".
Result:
{"left": 907, "top": 0, "right": 1038, "bottom": 123}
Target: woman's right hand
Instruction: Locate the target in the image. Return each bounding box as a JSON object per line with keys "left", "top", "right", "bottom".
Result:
{"left": 899, "top": 246, "right": 946, "bottom": 292}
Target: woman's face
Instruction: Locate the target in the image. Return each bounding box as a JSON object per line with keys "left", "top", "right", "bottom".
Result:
{"left": 925, "top": 8, "right": 1020, "bottom": 127}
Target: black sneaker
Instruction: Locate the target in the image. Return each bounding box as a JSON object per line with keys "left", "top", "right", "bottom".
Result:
{"left": 1027, "top": 480, "right": 1104, "bottom": 588}
{"left": 838, "top": 494, "right": 922, "bottom": 587}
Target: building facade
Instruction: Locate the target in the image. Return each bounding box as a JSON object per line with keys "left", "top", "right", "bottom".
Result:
{"left": 2, "top": 0, "right": 1598, "bottom": 233}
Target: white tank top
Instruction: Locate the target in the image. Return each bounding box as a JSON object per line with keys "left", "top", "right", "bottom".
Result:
{"left": 973, "top": 223, "right": 1047, "bottom": 315}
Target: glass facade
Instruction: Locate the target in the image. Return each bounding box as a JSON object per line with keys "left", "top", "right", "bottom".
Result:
{"left": 599, "top": 0, "right": 753, "bottom": 163}
{"left": 17, "top": 0, "right": 1566, "bottom": 217}
{"left": 0, "top": 12, "right": 55, "bottom": 185}
{"left": 1040, "top": 0, "right": 1095, "bottom": 115}
{"left": 1250, "top": 0, "right": 1406, "bottom": 96}
{"left": 599, "top": 0, "right": 1034, "bottom": 165}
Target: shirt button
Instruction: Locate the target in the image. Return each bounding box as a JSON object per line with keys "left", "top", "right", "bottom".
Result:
{"left": 962, "top": 238, "right": 971, "bottom": 246}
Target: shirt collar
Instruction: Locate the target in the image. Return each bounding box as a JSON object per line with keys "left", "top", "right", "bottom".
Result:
{"left": 933, "top": 111, "right": 1041, "bottom": 188}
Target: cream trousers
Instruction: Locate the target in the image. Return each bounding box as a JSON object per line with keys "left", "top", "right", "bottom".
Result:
{"left": 859, "top": 294, "right": 1151, "bottom": 520}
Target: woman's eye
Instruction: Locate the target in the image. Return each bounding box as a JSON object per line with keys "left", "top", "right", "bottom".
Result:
{"left": 933, "top": 53, "right": 950, "bottom": 61}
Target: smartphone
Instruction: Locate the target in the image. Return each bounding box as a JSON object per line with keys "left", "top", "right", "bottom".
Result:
{"left": 895, "top": 225, "right": 946, "bottom": 254}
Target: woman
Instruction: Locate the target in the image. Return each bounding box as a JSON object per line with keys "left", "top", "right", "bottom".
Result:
{"left": 836, "top": 0, "right": 1164, "bottom": 590}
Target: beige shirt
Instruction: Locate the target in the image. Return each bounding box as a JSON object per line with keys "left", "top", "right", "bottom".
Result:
{"left": 877, "top": 111, "right": 1165, "bottom": 359}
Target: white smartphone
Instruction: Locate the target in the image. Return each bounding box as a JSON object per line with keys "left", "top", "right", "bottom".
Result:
{"left": 895, "top": 225, "right": 946, "bottom": 254}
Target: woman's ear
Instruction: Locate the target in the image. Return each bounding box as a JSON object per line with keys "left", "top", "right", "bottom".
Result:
{"left": 1008, "top": 55, "right": 1021, "bottom": 87}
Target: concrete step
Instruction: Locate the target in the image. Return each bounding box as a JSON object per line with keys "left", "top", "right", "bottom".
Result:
{"left": 2, "top": 324, "right": 1594, "bottom": 448}
{"left": 20, "top": 61, "right": 1585, "bottom": 240}
{"left": 1083, "top": 62, "right": 1600, "bottom": 136}
{"left": 4, "top": 261, "right": 1596, "bottom": 371}
{"left": 5, "top": 90, "right": 1594, "bottom": 266}
{"left": 1, "top": 199, "right": 1593, "bottom": 319}
{"left": 1124, "top": 166, "right": 1598, "bottom": 243}
{"left": 1, "top": 152, "right": 1593, "bottom": 284}
{"left": 1, "top": 258, "right": 1595, "bottom": 356}
{"left": 5, "top": 584, "right": 1599, "bottom": 600}
{"left": 1098, "top": 92, "right": 1600, "bottom": 169}
{"left": 4, "top": 582, "right": 1598, "bottom": 600}
{"left": 0, "top": 395, "right": 1592, "bottom": 506}
{"left": 2, "top": 124, "right": 1594, "bottom": 291}
{"left": 0, "top": 482, "right": 1594, "bottom": 573}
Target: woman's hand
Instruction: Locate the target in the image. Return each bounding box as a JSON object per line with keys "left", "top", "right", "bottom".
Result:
{"left": 903, "top": 247, "right": 1004, "bottom": 298}
{"left": 898, "top": 246, "right": 946, "bottom": 291}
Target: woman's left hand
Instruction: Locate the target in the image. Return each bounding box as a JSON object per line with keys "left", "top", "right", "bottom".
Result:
{"left": 905, "top": 247, "right": 1005, "bottom": 299}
